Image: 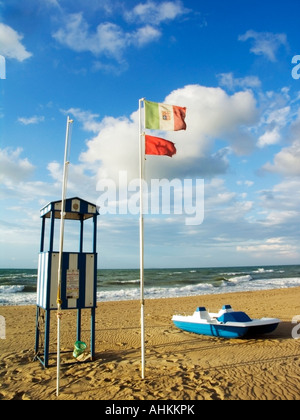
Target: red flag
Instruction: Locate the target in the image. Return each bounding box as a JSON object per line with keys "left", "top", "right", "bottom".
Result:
{"left": 145, "top": 135, "right": 177, "bottom": 158}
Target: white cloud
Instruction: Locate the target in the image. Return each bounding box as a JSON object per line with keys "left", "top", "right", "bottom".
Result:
{"left": 0, "top": 23, "right": 32, "bottom": 61}
{"left": 164, "top": 85, "right": 258, "bottom": 156}
{"left": 18, "top": 116, "right": 45, "bottom": 125}
{"left": 43, "top": 0, "right": 61, "bottom": 8}
{"left": 237, "top": 237, "right": 298, "bottom": 259}
{"left": 231, "top": 177, "right": 300, "bottom": 262}
{"left": 237, "top": 180, "right": 254, "bottom": 187}
{"left": 47, "top": 161, "right": 62, "bottom": 183}
{"left": 132, "top": 25, "right": 161, "bottom": 47}
{"left": 239, "top": 30, "right": 288, "bottom": 62}
{"left": 258, "top": 104, "right": 292, "bottom": 148}
{"left": 0, "top": 148, "right": 35, "bottom": 184}
{"left": 47, "top": 160, "right": 97, "bottom": 201}
{"left": 62, "top": 108, "right": 102, "bottom": 133}
{"left": 258, "top": 127, "right": 281, "bottom": 148}
{"left": 258, "top": 179, "right": 300, "bottom": 229}
{"left": 52, "top": 2, "right": 189, "bottom": 64}
{"left": 0, "top": 146, "right": 97, "bottom": 208}
{"left": 217, "top": 72, "right": 261, "bottom": 91}
{"left": 263, "top": 140, "right": 300, "bottom": 176}
{"left": 91, "top": 60, "right": 128, "bottom": 75}
{"left": 53, "top": 12, "right": 161, "bottom": 61}
{"left": 124, "top": 0, "right": 190, "bottom": 25}
{"left": 53, "top": 13, "right": 124, "bottom": 60}
{"left": 71, "top": 84, "right": 258, "bottom": 184}
{"left": 265, "top": 106, "right": 291, "bottom": 126}
{"left": 261, "top": 106, "right": 300, "bottom": 174}
{"left": 43, "top": 0, "right": 115, "bottom": 15}
{"left": 204, "top": 178, "right": 254, "bottom": 226}
{"left": 79, "top": 113, "right": 139, "bottom": 182}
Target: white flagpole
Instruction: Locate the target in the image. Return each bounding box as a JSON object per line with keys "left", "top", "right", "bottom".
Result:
{"left": 56, "top": 116, "right": 73, "bottom": 397}
{"left": 139, "top": 98, "right": 145, "bottom": 379}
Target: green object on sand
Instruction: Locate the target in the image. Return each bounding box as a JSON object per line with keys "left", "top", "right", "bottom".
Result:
{"left": 73, "top": 341, "right": 87, "bottom": 358}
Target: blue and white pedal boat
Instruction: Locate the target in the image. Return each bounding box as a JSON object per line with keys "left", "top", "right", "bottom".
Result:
{"left": 172, "top": 305, "right": 280, "bottom": 339}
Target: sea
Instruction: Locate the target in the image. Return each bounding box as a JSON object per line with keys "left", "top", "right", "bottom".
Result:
{"left": 0, "top": 265, "right": 300, "bottom": 307}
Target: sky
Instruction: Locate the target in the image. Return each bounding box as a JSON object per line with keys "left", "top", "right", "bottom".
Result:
{"left": 0, "top": 0, "right": 300, "bottom": 269}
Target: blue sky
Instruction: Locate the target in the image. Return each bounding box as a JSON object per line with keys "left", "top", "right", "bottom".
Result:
{"left": 0, "top": 0, "right": 300, "bottom": 269}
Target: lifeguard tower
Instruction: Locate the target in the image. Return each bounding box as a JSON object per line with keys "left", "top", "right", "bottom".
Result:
{"left": 34, "top": 197, "right": 99, "bottom": 368}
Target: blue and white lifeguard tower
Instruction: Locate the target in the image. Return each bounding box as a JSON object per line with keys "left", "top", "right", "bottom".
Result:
{"left": 34, "top": 197, "right": 99, "bottom": 368}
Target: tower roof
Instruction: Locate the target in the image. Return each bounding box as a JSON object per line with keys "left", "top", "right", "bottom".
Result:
{"left": 40, "top": 197, "right": 99, "bottom": 220}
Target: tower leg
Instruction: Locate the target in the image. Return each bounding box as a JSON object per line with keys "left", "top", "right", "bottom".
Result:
{"left": 91, "top": 307, "right": 96, "bottom": 360}
{"left": 34, "top": 306, "right": 40, "bottom": 357}
{"left": 44, "top": 310, "right": 50, "bottom": 368}
{"left": 77, "top": 308, "right": 81, "bottom": 342}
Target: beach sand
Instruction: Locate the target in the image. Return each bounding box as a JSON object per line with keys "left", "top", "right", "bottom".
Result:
{"left": 0, "top": 287, "right": 300, "bottom": 400}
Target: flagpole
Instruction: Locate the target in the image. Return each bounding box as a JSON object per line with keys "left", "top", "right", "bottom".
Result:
{"left": 139, "top": 98, "right": 145, "bottom": 379}
{"left": 56, "top": 116, "right": 73, "bottom": 397}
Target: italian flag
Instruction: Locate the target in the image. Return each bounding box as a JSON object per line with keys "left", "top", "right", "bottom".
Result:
{"left": 145, "top": 100, "right": 187, "bottom": 131}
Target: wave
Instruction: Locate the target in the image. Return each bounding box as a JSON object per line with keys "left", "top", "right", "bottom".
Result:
{"left": 220, "top": 271, "right": 248, "bottom": 276}
{"left": 1, "top": 266, "right": 300, "bottom": 306}
{"left": 104, "top": 279, "right": 140, "bottom": 286}
{"left": 20, "top": 274, "right": 38, "bottom": 279}
{"left": 119, "top": 279, "right": 140, "bottom": 284}
{"left": 97, "top": 276, "right": 300, "bottom": 303}
{"left": 2, "top": 276, "right": 300, "bottom": 306}
{"left": 213, "top": 276, "right": 228, "bottom": 282}
{"left": 0, "top": 292, "right": 36, "bottom": 306}
{"left": 98, "top": 281, "right": 215, "bottom": 302}
{"left": 0, "top": 285, "right": 25, "bottom": 294}
{"left": 227, "top": 275, "right": 253, "bottom": 284}
{"left": 252, "top": 268, "right": 274, "bottom": 274}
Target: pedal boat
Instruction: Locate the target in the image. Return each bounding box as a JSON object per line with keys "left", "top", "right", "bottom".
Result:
{"left": 172, "top": 305, "right": 280, "bottom": 339}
